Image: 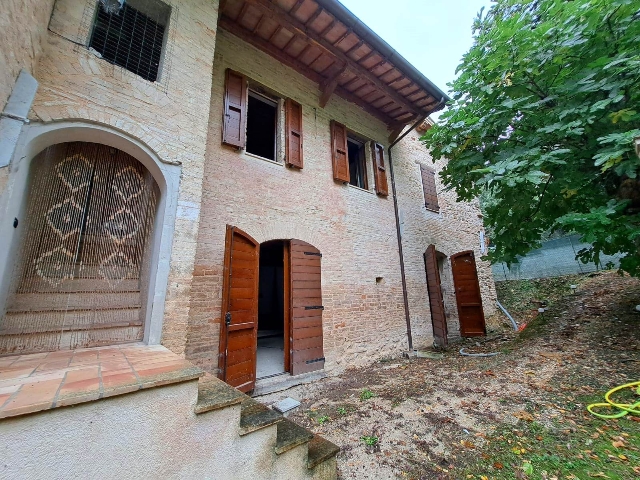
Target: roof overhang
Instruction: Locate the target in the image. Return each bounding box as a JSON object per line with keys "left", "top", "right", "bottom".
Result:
{"left": 218, "top": 0, "right": 450, "bottom": 128}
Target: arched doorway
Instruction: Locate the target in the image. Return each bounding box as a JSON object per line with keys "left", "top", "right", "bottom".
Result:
{"left": 0, "top": 142, "right": 159, "bottom": 354}
{"left": 217, "top": 226, "right": 324, "bottom": 393}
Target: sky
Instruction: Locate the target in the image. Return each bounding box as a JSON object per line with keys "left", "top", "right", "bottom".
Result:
{"left": 338, "top": 0, "right": 494, "bottom": 117}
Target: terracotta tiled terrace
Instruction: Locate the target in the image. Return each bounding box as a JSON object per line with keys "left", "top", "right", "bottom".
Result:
{"left": 0, "top": 344, "right": 203, "bottom": 419}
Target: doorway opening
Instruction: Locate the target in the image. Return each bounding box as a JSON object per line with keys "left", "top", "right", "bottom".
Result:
{"left": 257, "top": 240, "right": 289, "bottom": 379}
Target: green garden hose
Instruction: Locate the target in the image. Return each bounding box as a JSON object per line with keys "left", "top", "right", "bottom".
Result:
{"left": 587, "top": 381, "right": 640, "bottom": 419}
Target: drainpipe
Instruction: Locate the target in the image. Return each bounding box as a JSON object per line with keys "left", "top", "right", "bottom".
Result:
{"left": 387, "top": 100, "right": 444, "bottom": 351}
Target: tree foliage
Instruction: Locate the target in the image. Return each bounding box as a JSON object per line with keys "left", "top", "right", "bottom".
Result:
{"left": 422, "top": 0, "right": 640, "bottom": 275}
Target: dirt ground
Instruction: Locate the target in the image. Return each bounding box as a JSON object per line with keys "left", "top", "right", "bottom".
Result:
{"left": 260, "top": 272, "right": 640, "bottom": 479}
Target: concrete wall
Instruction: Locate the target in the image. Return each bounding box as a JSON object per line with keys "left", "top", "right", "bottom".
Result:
{"left": 186, "top": 29, "right": 496, "bottom": 374}
{"left": 0, "top": 0, "right": 221, "bottom": 355}
{"left": 0, "top": 381, "right": 331, "bottom": 479}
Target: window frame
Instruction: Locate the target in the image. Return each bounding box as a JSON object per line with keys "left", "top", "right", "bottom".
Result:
{"left": 245, "top": 89, "right": 280, "bottom": 162}
{"left": 346, "top": 133, "right": 369, "bottom": 191}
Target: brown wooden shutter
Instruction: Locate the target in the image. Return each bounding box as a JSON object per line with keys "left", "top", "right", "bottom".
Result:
{"left": 424, "top": 245, "right": 448, "bottom": 347}
{"left": 420, "top": 164, "right": 440, "bottom": 212}
{"left": 289, "top": 240, "right": 324, "bottom": 376}
{"left": 222, "top": 69, "right": 247, "bottom": 148}
{"left": 330, "top": 121, "right": 349, "bottom": 182}
{"left": 451, "top": 251, "right": 486, "bottom": 337}
{"left": 371, "top": 142, "right": 388, "bottom": 196}
{"left": 285, "top": 98, "right": 304, "bottom": 168}
{"left": 218, "top": 225, "right": 260, "bottom": 393}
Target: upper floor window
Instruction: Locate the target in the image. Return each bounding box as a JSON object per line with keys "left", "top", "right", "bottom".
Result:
{"left": 347, "top": 135, "right": 367, "bottom": 190}
{"left": 246, "top": 90, "right": 278, "bottom": 161}
{"left": 89, "top": 0, "right": 171, "bottom": 82}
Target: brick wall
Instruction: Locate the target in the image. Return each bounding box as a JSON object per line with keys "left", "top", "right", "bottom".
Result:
{"left": 186, "top": 29, "right": 496, "bottom": 374}
{"left": 392, "top": 131, "right": 498, "bottom": 349}
{"left": 23, "top": 0, "right": 221, "bottom": 355}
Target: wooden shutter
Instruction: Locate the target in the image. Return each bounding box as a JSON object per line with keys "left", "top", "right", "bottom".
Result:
{"left": 424, "top": 245, "right": 448, "bottom": 347}
{"left": 222, "top": 69, "right": 247, "bottom": 148}
{"left": 330, "top": 121, "right": 349, "bottom": 182}
{"left": 451, "top": 251, "right": 486, "bottom": 337}
{"left": 420, "top": 164, "right": 440, "bottom": 212}
{"left": 290, "top": 240, "right": 324, "bottom": 376}
{"left": 218, "top": 225, "right": 260, "bottom": 393}
{"left": 285, "top": 98, "right": 304, "bottom": 168}
{"left": 371, "top": 142, "right": 388, "bottom": 196}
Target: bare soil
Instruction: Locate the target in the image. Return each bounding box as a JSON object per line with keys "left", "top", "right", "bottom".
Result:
{"left": 260, "top": 272, "right": 640, "bottom": 479}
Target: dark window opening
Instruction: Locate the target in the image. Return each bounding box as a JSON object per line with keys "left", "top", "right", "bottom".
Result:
{"left": 347, "top": 136, "right": 367, "bottom": 189}
{"left": 246, "top": 92, "right": 277, "bottom": 160}
{"left": 257, "top": 241, "right": 286, "bottom": 378}
{"left": 89, "top": 0, "right": 171, "bottom": 82}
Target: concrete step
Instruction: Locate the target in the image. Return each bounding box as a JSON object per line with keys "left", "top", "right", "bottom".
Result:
{"left": 275, "top": 418, "right": 314, "bottom": 455}
{"left": 307, "top": 435, "right": 340, "bottom": 470}
{"left": 21, "top": 278, "right": 139, "bottom": 293}
{"left": 0, "top": 308, "right": 141, "bottom": 335}
{"left": 194, "top": 376, "right": 245, "bottom": 414}
{"left": 239, "top": 397, "right": 283, "bottom": 436}
{"left": 7, "top": 292, "right": 141, "bottom": 312}
{"left": 0, "top": 326, "right": 143, "bottom": 355}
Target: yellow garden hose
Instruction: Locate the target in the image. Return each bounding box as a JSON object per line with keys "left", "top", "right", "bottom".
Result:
{"left": 587, "top": 381, "right": 640, "bottom": 419}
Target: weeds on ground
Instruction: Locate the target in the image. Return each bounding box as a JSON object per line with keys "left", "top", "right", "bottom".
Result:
{"left": 360, "top": 436, "right": 379, "bottom": 447}
{"left": 462, "top": 399, "right": 640, "bottom": 480}
{"left": 316, "top": 415, "right": 330, "bottom": 425}
{"left": 359, "top": 389, "right": 375, "bottom": 401}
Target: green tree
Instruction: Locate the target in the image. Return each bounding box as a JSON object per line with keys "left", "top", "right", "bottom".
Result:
{"left": 423, "top": 0, "right": 640, "bottom": 275}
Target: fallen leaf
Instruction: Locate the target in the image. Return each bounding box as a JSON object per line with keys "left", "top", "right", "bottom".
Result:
{"left": 611, "top": 440, "right": 625, "bottom": 449}
{"left": 514, "top": 411, "right": 534, "bottom": 422}
{"left": 494, "top": 462, "right": 503, "bottom": 469}
{"left": 589, "top": 473, "right": 609, "bottom": 478}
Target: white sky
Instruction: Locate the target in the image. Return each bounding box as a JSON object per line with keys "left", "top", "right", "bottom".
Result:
{"left": 338, "top": 0, "right": 494, "bottom": 118}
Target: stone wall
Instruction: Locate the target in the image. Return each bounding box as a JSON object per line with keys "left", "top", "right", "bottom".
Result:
{"left": 392, "top": 130, "right": 498, "bottom": 349}
{"left": 19, "top": 0, "right": 221, "bottom": 354}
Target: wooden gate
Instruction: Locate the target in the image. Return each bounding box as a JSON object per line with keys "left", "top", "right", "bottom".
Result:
{"left": 451, "top": 251, "right": 486, "bottom": 337}
{"left": 424, "top": 245, "right": 448, "bottom": 347}
{"left": 289, "top": 240, "right": 324, "bottom": 376}
{"left": 218, "top": 225, "right": 260, "bottom": 393}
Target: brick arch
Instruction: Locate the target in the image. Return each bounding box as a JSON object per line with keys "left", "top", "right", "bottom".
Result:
{"left": 244, "top": 222, "right": 322, "bottom": 249}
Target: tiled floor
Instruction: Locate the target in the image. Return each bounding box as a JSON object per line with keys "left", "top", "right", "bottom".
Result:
{"left": 0, "top": 344, "right": 203, "bottom": 419}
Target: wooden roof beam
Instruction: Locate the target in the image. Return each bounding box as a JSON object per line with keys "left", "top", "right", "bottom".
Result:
{"left": 219, "top": 15, "right": 398, "bottom": 125}
{"left": 244, "top": 0, "right": 424, "bottom": 117}
{"left": 319, "top": 64, "right": 347, "bottom": 108}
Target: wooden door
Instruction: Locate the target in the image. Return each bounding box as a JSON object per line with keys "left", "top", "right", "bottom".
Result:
{"left": 451, "top": 251, "right": 486, "bottom": 337}
{"left": 424, "top": 245, "right": 448, "bottom": 347}
{"left": 218, "top": 225, "right": 260, "bottom": 392}
{"left": 289, "top": 240, "right": 324, "bottom": 375}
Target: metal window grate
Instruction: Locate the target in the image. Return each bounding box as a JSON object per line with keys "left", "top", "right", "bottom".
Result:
{"left": 89, "top": 0, "right": 170, "bottom": 82}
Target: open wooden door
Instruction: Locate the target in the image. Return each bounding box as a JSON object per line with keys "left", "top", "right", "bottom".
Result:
{"left": 424, "top": 245, "right": 448, "bottom": 347}
{"left": 451, "top": 251, "right": 486, "bottom": 337}
{"left": 218, "top": 225, "right": 260, "bottom": 392}
{"left": 289, "top": 240, "right": 324, "bottom": 375}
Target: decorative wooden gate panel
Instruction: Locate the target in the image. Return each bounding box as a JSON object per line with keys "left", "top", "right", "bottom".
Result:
{"left": 0, "top": 142, "right": 158, "bottom": 354}
{"left": 424, "top": 245, "right": 448, "bottom": 347}
{"left": 451, "top": 250, "right": 486, "bottom": 337}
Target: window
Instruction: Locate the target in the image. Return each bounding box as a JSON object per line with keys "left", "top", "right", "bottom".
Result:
{"left": 246, "top": 91, "right": 277, "bottom": 161}
{"left": 420, "top": 164, "right": 440, "bottom": 212}
{"left": 330, "top": 121, "right": 388, "bottom": 196}
{"left": 347, "top": 136, "right": 367, "bottom": 189}
{"left": 89, "top": 0, "right": 171, "bottom": 82}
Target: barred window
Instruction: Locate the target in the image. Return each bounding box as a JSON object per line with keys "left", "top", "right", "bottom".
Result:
{"left": 89, "top": 0, "right": 171, "bottom": 82}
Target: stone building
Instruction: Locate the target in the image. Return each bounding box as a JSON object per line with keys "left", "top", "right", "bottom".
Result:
{"left": 0, "top": 2, "right": 496, "bottom": 474}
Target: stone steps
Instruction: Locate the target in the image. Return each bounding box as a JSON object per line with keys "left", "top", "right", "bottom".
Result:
{"left": 22, "top": 278, "right": 139, "bottom": 293}
{"left": 195, "top": 377, "right": 339, "bottom": 478}
{"left": 6, "top": 292, "right": 141, "bottom": 312}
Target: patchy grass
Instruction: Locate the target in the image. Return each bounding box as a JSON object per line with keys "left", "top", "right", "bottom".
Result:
{"left": 359, "top": 388, "right": 375, "bottom": 401}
